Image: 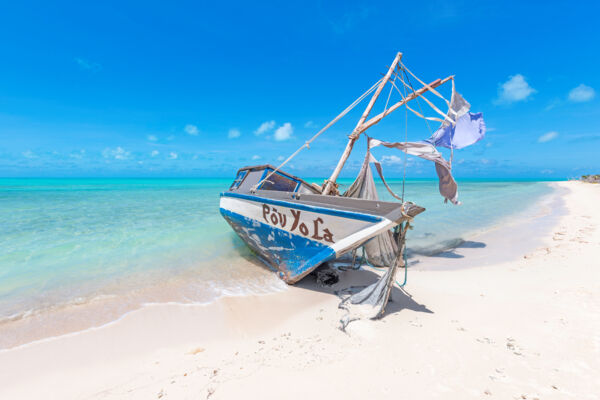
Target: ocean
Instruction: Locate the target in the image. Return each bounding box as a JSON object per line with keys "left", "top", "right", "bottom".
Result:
{"left": 0, "top": 178, "right": 555, "bottom": 348}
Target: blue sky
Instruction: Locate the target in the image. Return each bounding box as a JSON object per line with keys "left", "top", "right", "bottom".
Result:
{"left": 0, "top": 1, "right": 598, "bottom": 179}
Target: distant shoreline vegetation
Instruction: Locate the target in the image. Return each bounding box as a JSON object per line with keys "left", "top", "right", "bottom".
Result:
{"left": 580, "top": 175, "right": 600, "bottom": 183}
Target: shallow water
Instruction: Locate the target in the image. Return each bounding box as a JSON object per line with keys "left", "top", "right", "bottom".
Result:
{"left": 0, "top": 177, "right": 554, "bottom": 347}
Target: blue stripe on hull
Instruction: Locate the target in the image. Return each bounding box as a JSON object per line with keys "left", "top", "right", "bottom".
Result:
{"left": 220, "top": 207, "right": 336, "bottom": 284}
{"left": 221, "top": 191, "right": 382, "bottom": 223}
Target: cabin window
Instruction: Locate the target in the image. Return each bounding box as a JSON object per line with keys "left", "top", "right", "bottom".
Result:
{"left": 259, "top": 170, "right": 299, "bottom": 192}
{"left": 230, "top": 170, "right": 248, "bottom": 190}
{"left": 236, "top": 170, "right": 264, "bottom": 191}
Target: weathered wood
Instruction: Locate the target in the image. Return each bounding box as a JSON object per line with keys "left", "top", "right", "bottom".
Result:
{"left": 357, "top": 75, "right": 453, "bottom": 134}
{"left": 323, "top": 52, "right": 403, "bottom": 195}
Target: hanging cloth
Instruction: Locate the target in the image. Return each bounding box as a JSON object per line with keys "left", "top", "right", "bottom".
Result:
{"left": 428, "top": 80, "right": 486, "bottom": 149}
{"left": 344, "top": 143, "right": 399, "bottom": 268}
{"left": 368, "top": 138, "right": 460, "bottom": 205}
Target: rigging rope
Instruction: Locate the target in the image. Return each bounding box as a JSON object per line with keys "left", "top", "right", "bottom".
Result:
{"left": 253, "top": 77, "right": 384, "bottom": 191}
{"left": 400, "top": 66, "right": 409, "bottom": 202}
{"left": 402, "top": 67, "right": 434, "bottom": 138}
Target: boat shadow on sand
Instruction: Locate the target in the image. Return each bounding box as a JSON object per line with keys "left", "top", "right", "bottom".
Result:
{"left": 408, "top": 238, "right": 487, "bottom": 260}
{"left": 229, "top": 234, "right": 432, "bottom": 320}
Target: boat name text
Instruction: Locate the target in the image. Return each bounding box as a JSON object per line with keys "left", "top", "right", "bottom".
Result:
{"left": 262, "top": 204, "right": 334, "bottom": 243}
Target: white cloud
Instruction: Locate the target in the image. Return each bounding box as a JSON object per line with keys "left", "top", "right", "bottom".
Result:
{"left": 254, "top": 120, "right": 276, "bottom": 135}
{"left": 274, "top": 122, "right": 293, "bottom": 141}
{"left": 228, "top": 128, "right": 241, "bottom": 139}
{"left": 252, "top": 155, "right": 261, "bottom": 160}
{"left": 496, "top": 74, "right": 536, "bottom": 103}
{"left": 151, "top": 150, "right": 159, "bottom": 157}
{"left": 147, "top": 135, "right": 158, "bottom": 142}
{"left": 69, "top": 149, "right": 86, "bottom": 159}
{"left": 184, "top": 124, "right": 199, "bottom": 135}
{"left": 568, "top": 84, "right": 595, "bottom": 103}
{"left": 381, "top": 155, "right": 404, "bottom": 165}
{"left": 277, "top": 155, "right": 285, "bottom": 161}
{"left": 22, "top": 150, "right": 37, "bottom": 159}
{"left": 168, "top": 152, "right": 178, "bottom": 159}
{"left": 538, "top": 131, "right": 558, "bottom": 143}
{"left": 75, "top": 57, "right": 101, "bottom": 72}
{"left": 102, "top": 147, "right": 130, "bottom": 160}
{"left": 304, "top": 120, "right": 315, "bottom": 128}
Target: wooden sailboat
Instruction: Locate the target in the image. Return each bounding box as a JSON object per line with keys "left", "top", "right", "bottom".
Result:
{"left": 219, "top": 52, "right": 483, "bottom": 291}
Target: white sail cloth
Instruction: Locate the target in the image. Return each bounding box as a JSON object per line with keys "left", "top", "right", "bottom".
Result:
{"left": 428, "top": 82, "right": 486, "bottom": 149}
{"left": 344, "top": 146, "right": 398, "bottom": 268}
{"left": 428, "top": 111, "right": 486, "bottom": 149}
{"left": 369, "top": 138, "right": 459, "bottom": 205}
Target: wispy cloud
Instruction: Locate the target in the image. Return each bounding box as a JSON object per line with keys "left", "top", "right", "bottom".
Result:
{"left": 228, "top": 128, "right": 241, "bottom": 139}
{"left": 254, "top": 120, "right": 275, "bottom": 135}
{"left": 568, "top": 84, "right": 595, "bottom": 102}
{"left": 184, "top": 124, "right": 199, "bottom": 135}
{"left": 252, "top": 155, "right": 261, "bottom": 160}
{"left": 567, "top": 133, "right": 600, "bottom": 143}
{"left": 151, "top": 150, "right": 159, "bottom": 157}
{"left": 22, "top": 150, "right": 37, "bottom": 159}
{"left": 495, "top": 74, "right": 536, "bottom": 104}
{"left": 75, "top": 57, "right": 101, "bottom": 72}
{"left": 69, "top": 149, "right": 86, "bottom": 159}
{"left": 538, "top": 131, "right": 558, "bottom": 143}
{"left": 304, "top": 121, "right": 315, "bottom": 128}
{"left": 277, "top": 155, "right": 284, "bottom": 161}
{"left": 147, "top": 135, "right": 158, "bottom": 142}
{"left": 102, "top": 147, "right": 130, "bottom": 160}
{"left": 274, "top": 122, "right": 293, "bottom": 141}
{"left": 168, "top": 152, "right": 178, "bottom": 159}
{"left": 329, "top": 6, "right": 370, "bottom": 35}
{"left": 381, "top": 155, "right": 404, "bottom": 165}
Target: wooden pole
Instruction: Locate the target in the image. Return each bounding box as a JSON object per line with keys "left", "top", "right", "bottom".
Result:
{"left": 357, "top": 75, "right": 453, "bottom": 134}
{"left": 323, "top": 52, "right": 403, "bottom": 195}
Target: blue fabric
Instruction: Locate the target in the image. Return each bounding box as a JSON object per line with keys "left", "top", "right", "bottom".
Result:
{"left": 429, "top": 112, "right": 486, "bottom": 149}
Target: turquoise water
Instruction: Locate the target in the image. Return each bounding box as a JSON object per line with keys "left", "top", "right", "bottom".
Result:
{"left": 0, "top": 178, "right": 554, "bottom": 338}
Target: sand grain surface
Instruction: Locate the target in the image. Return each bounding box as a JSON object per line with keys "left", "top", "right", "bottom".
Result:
{"left": 1, "top": 181, "right": 598, "bottom": 399}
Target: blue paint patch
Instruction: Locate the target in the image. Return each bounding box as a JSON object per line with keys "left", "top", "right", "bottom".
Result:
{"left": 220, "top": 207, "right": 336, "bottom": 283}
{"left": 221, "top": 192, "right": 382, "bottom": 223}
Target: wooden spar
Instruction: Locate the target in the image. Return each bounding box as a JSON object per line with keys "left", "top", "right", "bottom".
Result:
{"left": 322, "top": 60, "right": 454, "bottom": 196}
{"left": 322, "top": 52, "right": 403, "bottom": 195}
{"left": 357, "top": 75, "right": 454, "bottom": 134}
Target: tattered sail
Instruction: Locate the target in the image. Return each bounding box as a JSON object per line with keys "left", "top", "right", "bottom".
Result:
{"left": 344, "top": 142, "right": 399, "bottom": 268}
{"left": 428, "top": 82, "right": 486, "bottom": 149}
{"left": 219, "top": 51, "right": 486, "bottom": 330}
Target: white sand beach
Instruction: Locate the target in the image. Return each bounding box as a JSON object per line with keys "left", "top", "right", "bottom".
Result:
{"left": 1, "top": 181, "right": 598, "bottom": 399}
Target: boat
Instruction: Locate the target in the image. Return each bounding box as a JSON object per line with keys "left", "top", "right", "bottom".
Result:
{"left": 219, "top": 52, "right": 485, "bottom": 320}
{"left": 220, "top": 164, "right": 425, "bottom": 283}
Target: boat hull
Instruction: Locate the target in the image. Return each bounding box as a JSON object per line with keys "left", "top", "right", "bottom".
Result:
{"left": 219, "top": 191, "right": 414, "bottom": 283}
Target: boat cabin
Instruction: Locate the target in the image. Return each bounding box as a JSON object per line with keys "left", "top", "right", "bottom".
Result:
{"left": 229, "top": 165, "right": 321, "bottom": 194}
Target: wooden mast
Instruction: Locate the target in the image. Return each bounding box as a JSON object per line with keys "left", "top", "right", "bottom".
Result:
{"left": 322, "top": 53, "right": 454, "bottom": 195}
{"left": 357, "top": 75, "right": 453, "bottom": 134}
{"left": 322, "top": 52, "right": 403, "bottom": 195}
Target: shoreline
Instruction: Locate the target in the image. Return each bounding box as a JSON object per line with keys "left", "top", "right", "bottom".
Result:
{"left": 0, "top": 182, "right": 561, "bottom": 350}
{"left": 410, "top": 182, "right": 566, "bottom": 270}
{"left": 0, "top": 181, "right": 599, "bottom": 398}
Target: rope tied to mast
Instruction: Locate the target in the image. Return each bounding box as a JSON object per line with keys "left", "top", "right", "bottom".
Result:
{"left": 251, "top": 77, "right": 384, "bottom": 192}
